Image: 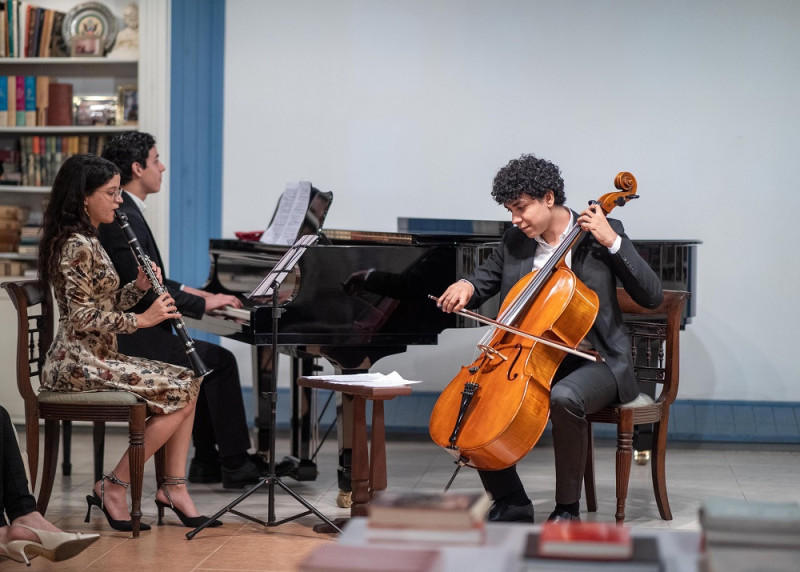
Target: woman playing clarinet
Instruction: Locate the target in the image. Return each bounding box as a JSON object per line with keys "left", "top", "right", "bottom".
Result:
{"left": 38, "top": 154, "right": 220, "bottom": 531}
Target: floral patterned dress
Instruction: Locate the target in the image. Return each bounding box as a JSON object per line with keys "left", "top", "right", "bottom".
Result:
{"left": 41, "top": 233, "right": 201, "bottom": 414}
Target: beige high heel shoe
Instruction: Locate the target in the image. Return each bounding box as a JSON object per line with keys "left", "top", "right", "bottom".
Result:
{"left": 10, "top": 525, "right": 99, "bottom": 563}
{"left": 1, "top": 540, "right": 38, "bottom": 566}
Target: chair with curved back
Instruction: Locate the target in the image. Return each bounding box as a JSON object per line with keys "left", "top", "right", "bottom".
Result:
{"left": 583, "top": 288, "right": 690, "bottom": 523}
{"left": 2, "top": 279, "right": 163, "bottom": 538}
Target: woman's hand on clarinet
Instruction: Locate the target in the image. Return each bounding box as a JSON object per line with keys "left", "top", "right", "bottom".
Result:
{"left": 134, "top": 262, "right": 163, "bottom": 292}
{"left": 437, "top": 279, "right": 474, "bottom": 314}
{"left": 136, "top": 292, "right": 180, "bottom": 328}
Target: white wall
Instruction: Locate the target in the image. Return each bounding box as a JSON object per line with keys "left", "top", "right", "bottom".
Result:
{"left": 223, "top": 0, "right": 800, "bottom": 401}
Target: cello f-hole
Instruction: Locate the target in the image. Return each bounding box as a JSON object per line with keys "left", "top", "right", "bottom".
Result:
{"left": 506, "top": 344, "right": 523, "bottom": 381}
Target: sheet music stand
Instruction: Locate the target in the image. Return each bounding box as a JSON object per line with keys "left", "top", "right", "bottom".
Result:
{"left": 187, "top": 235, "right": 342, "bottom": 539}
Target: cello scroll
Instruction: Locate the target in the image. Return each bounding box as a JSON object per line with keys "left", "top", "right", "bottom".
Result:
{"left": 591, "top": 171, "right": 639, "bottom": 213}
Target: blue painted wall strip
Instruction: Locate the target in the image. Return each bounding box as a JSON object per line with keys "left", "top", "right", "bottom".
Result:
{"left": 169, "top": 1, "right": 224, "bottom": 290}
{"left": 170, "top": 0, "right": 225, "bottom": 342}
{"left": 242, "top": 388, "right": 800, "bottom": 444}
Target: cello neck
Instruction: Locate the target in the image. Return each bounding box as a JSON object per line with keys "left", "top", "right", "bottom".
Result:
{"left": 499, "top": 212, "right": 584, "bottom": 326}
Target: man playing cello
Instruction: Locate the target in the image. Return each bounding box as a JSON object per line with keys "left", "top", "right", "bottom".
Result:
{"left": 436, "top": 154, "right": 663, "bottom": 523}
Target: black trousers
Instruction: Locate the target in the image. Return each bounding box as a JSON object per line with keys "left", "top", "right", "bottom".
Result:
{"left": 478, "top": 353, "right": 619, "bottom": 506}
{"left": 119, "top": 336, "right": 253, "bottom": 462}
{"left": 1, "top": 405, "right": 36, "bottom": 526}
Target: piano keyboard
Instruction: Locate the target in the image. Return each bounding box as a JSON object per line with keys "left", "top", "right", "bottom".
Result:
{"left": 213, "top": 305, "right": 251, "bottom": 322}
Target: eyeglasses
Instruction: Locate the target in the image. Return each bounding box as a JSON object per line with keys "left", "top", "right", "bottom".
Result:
{"left": 104, "top": 189, "right": 123, "bottom": 200}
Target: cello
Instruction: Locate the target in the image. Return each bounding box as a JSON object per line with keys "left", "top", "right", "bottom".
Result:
{"left": 428, "top": 172, "right": 639, "bottom": 472}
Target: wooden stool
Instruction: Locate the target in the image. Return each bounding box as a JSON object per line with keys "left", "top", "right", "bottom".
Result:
{"left": 296, "top": 377, "right": 412, "bottom": 523}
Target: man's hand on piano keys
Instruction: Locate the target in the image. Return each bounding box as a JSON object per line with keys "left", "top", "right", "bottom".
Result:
{"left": 203, "top": 293, "right": 244, "bottom": 313}
{"left": 211, "top": 305, "right": 251, "bottom": 323}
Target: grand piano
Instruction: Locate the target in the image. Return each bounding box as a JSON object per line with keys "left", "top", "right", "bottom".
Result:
{"left": 186, "top": 210, "right": 699, "bottom": 482}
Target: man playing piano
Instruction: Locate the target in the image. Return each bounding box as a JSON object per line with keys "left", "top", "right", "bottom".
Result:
{"left": 98, "top": 132, "right": 267, "bottom": 489}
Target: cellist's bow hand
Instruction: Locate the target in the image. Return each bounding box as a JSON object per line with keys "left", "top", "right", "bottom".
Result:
{"left": 579, "top": 203, "right": 619, "bottom": 249}
{"left": 435, "top": 280, "right": 474, "bottom": 313}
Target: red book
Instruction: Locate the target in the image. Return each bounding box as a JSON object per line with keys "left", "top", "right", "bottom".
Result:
{"left": 15, "top": 76, "right": 25, "bottom": 126}
{"left": 47, "top": 83, "right": 73, "bottom": 126}
{"left": 536, "top": 521, "right": 633, "bottom": 560}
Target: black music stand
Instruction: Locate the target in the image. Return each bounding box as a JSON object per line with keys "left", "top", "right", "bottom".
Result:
{"left": 187, "top": 236, "right": 341, "bottom": 539}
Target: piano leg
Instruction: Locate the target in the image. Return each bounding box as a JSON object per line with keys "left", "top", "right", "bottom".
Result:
{"left": 336, "top": 394, "right": 354, "bottom": 508}
{"left": 288, "top": 356, "right": 320, "bottom": 480}
{"left": 253, "top": 347, "right": 322, "bottom": 480}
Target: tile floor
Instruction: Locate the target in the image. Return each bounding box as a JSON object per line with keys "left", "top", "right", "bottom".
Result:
{"left": 7, "top": 426, "right": 800, "bottom": 571}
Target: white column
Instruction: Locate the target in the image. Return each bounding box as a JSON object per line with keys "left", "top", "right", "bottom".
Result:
{"left": 138, "top": 0, "right": 172, "bottom": 271}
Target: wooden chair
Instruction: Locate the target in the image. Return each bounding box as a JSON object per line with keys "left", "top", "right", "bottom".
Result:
{"left": 583, "top": 288, "right": 689, "bottom": 523}
{"left": 2, "top": 279, "right": 163, "bottom": 538}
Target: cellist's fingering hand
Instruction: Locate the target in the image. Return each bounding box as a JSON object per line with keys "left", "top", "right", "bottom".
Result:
{"left": 437, "top": 280, "right": 474, "bottom": 313}
{"left": 578, "top": 204, "right": 618, "bottom": 249}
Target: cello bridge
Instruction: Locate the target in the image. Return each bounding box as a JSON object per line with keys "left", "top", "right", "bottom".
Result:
{"left": 477, "top": 344, "right": 508, "bottom": 361}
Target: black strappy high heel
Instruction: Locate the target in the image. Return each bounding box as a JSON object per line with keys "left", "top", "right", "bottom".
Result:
{"left": 155, "top": 476, "right": 222, "bottom": 528}
{"left": 84, "top": 472, "right": 151, "bottom": 532}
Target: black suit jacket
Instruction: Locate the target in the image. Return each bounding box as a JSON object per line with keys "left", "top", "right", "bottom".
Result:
{"left": 97, "top": 193, "right": 206, "bottom": 360}
{"left": 465, "top": 213, "right": 663, "bottom": 403}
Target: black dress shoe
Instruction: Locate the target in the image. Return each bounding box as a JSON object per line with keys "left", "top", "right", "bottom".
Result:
{"left": 188, "top": 458, "right": 222, "bottom": 484}
{"left": 246, "top": 454, "right": 272, "bottom": 475}
{"left": 222, "top": 458, "right": 265, "bottom": 489}
{"left": 487, "top": 500, "right": 534, "bottom": 523}
{"left": 547, "top": 508, "right": 580, "bottom": 522}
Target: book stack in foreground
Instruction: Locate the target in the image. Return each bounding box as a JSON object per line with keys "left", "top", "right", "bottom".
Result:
{"left": 364, "top": 490, "right": 491, "bottom": 545}
{"left": 298, "top": 544, "right": 443, "bottom": 572}
{"left": 523, "top": 521, "right": 663, "bottom": 571}
{"left": 699, "top": 497, "right": 800, "bottom": 572}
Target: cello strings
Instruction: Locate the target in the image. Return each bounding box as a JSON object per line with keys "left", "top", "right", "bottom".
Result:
{"left": 475, "top": 221, "right": 584, "bottom": 353}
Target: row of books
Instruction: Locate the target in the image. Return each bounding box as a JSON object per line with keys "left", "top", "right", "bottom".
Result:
{"left": 300, "top": 491, "right": 490, "bottom": 571}
{"left": 0, "top": 76, "right": 73, "bottom": 127}
{"left": 1, "top": 1, "right": 68, "bottom": 58}
{"left": 1, "top": 134, "right": 109, "bottom": 187}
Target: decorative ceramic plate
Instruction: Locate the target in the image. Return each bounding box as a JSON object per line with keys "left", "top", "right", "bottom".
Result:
{"left": 63, "top": 2, "right": 118, "bottom": 53}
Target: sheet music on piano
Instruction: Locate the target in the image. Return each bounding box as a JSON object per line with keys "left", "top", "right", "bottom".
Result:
{"left": 260, "top": 181, "right": 313, "bottom": 246}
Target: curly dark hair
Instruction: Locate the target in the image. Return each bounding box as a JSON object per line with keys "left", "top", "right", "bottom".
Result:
{"left": 38, "top": 155, "right": 119, "bottom": 286}
{"left": 491, "top": 154, "right": 566, "bottom": 206}
{"left": 101, "top": 131, "right": 156, "bottom": 186}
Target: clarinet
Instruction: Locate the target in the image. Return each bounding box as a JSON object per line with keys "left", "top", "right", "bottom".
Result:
{"left": 114, "top": 211, "right": 212, "bottom": 378}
